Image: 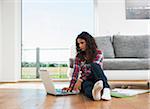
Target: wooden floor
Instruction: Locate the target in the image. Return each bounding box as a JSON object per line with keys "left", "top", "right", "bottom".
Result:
{"left": 0, "top": 82, "right": 149, "bottom": 109}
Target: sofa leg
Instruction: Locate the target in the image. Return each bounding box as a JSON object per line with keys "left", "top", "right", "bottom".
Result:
{"left": 147, "top": 82, "right": 150, "bottom": 89}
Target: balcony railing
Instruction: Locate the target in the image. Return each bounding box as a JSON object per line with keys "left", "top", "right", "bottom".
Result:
{"left": 21, "top": 47, "right": 70, "bottom": 79}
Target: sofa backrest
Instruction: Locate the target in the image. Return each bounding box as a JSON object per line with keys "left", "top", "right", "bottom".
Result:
{"left": 94, "top": 36, "right": 115, "bottom": 58}
{"left": 113, "top": 35, "right": 150, "bottom": 58}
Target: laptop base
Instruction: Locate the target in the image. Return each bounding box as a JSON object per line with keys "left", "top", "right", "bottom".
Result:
{"left": 47, "top": 89, "right": 79, "bottom": 96}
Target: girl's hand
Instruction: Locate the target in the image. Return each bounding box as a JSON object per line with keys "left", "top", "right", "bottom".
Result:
{"left": 62, "top": 87, "right": 72, "bottom": 92}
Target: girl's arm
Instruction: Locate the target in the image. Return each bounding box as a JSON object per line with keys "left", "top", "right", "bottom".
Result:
{"left": 69, "top": 56, "right": 81, "bottom": 90}
{"left": 93, "top": 50, "right": 104, "bottom": 68}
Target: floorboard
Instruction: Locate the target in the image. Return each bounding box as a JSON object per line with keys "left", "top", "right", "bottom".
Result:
{"left": 0, "top": 82, "right": 149, "bottom": 109}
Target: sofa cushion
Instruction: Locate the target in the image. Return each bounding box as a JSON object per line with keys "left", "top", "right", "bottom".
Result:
{"left": 103, "top": 58, "right": 150, "bottom": 70}
{"left": 113, "top": 35, "right": 150, "bottom": 58}
{"left": 95, "top": 36, "right": 115, "bottom": 58}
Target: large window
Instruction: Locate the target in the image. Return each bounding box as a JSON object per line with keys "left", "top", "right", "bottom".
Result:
{"left": 22, "top": 0, "right": 94, "bottom": 79}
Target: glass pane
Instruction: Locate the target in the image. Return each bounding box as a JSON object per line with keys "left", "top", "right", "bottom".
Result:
{"left": 21, "top": 49, "right": 36, "bottom": 79}
{"left": 22, "top": 0, "right": 93, "bottom": 79}
{"left": 40, "top": 48, "right": 69, "bottom": 79}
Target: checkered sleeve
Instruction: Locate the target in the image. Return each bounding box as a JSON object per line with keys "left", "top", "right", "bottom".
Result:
{"left": 69, "top": 56, "right": 81, "bottom": 89}
{"left": 93, "top": 50, "right": 104, "bottom": 68}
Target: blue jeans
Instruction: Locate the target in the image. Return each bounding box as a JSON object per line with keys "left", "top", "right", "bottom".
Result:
{"left": 81, "top": 63, "right": 110, "bottom": 99}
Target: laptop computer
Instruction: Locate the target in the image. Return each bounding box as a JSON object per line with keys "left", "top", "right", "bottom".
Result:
{"left": 39, "top": 70, "right": 79, "bottom": 96}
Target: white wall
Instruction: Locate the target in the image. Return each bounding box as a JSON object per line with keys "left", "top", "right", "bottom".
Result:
{"left": 0, "top": 0, "right": 21, "bottom": 82}
{"left": 94, "top": 0, "right": 150, "bottom": 36}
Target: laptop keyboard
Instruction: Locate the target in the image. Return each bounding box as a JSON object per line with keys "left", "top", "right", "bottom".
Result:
{"left": 56, "top": 89, "right": 79, "bottom": 95}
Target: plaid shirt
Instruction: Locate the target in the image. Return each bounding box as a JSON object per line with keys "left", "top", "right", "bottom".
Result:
{"left": 69, "top": 49, "right": 104, "bottom": 89}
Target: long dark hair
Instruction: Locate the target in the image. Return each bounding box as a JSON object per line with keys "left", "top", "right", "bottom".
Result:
{"left": 76, "top": 31, "right": 97, "bottom": 63}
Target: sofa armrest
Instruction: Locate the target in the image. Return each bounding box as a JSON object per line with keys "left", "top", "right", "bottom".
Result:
{"left": 69, "top": 58, "right": 75, "bottom": 68}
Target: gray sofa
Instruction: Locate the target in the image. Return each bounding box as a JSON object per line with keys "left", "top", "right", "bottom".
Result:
{"left": 68, "top": 35, "right": 150, "bottom": 81}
